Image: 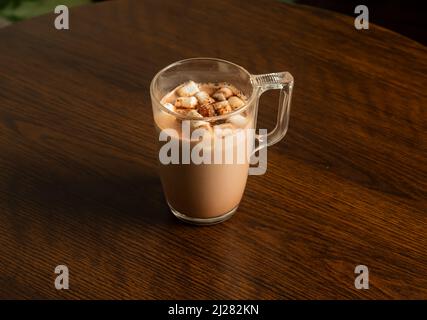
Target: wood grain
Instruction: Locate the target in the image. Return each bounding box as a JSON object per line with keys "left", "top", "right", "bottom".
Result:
{"left": 0, "top": 0, "right": 426, "bottom": 299}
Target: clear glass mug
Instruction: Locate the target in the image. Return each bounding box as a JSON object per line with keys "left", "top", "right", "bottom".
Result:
{"left": 150, "top": 58, "right": 293, "bottom": 225}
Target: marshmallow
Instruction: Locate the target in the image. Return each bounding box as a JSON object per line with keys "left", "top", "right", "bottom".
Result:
{"left": 212, "top": 92, "right": 226, "bottom": 101}
{"left": 186, "top": 110, "right": 210, "bottom": 130}
{"left": 213, "top": 100, "right": 229, "bottom": 109}
{"left": 186, "top": 110, "right": 203, "bottom": 118}
{"left": 216, "top": 87, "right": 233, "bottom": 99}
{"left": 195, "top": 91, "right": 215, "bottom": 105}
{"left": 175, "top": 96, "right": 198, "bottom": 109}
{"left": 176, "top": 81, "right": 200, "bottom": 97}
{"left": 228, "top": 114, "right": 247, "bottom": 127}
{"left": 197, "top": 104, "right": 216, "bottom": 117}
{"left": 228, "top": 96, "right": 245, "bottom": 109}
{"left": 200, "top": 84, "right": 218, "bottom": 96}
{"left": 213, "top": 101, "right": 232, "bottom": 115}
{"left": 192, "top": 121, "right": 210, "bottom": 130}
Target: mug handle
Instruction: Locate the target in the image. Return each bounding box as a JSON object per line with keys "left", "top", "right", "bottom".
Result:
{"left": 250, "top": 72, "right": 294, "bottom": 153}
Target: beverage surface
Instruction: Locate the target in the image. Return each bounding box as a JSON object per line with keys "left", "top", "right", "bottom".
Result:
{"left": 161, "top": 80, "right": 248, "bottom": 118}
{"left": 156, "top": 81, "right": 251, "bottom": 138}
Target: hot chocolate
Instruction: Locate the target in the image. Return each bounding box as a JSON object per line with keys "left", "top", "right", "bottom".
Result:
{"left": 154, "top": 81, "right": 253, "bottom": 220}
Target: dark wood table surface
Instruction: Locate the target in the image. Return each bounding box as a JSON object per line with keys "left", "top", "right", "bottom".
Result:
{"left": 0, "top": 0, "right": 426, "bottom": 299}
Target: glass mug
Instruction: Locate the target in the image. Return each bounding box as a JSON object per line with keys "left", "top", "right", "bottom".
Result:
{"left": 150, "top": 58, "right": 293, "bottom": 225}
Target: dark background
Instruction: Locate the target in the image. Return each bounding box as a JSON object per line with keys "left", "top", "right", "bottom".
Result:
{"left": 296, "top": 0, "right": 426, "bottom": 45}
{"left": 0, "top": 0, "right": 426, "bottom": 45}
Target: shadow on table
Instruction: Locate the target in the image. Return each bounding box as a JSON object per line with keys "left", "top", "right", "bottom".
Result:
{"left": 4, "top": 158, "right": 177, "bottom": 227}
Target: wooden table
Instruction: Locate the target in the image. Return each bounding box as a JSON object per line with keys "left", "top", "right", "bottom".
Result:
{"left": 0, "top": 0, "right": 426, "bottom": 300}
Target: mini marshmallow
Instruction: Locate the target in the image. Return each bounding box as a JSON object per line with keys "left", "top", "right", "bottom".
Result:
{"left": 199, "top": 84, "right": 218, "bottom": 96}
{"left": 213, "top": 100, "right": 229, "bottom": 109}
{"left": 197, "top": 104, "right": 216, "bottom": 117}
{"left": 216, "top": 87, "right": 233, "bottom": 99}
{"left": 212, "top": 92, "right": 226, "bottom": 101}
{"left": 176, "top": 81, "right": 200, "bottom": 97}
{"left": 213, "top": 101, "right": 232, "bottom": 115}
{"left": 192, "top": 121, "right": 210, "bottom": 130}
{"left": 195, "top": 91, "right": 215, "bottom": 105}
{"left": 186, "top": 110, "right": 210, "bottom": 130}
{"left": 228, "top": 114, "right": 247, "bottom": 127}
{"left": 228, "top": 96, "right": 245, "bottom": 109}
{"left": 175, "top": 96, "right": 198, "bottom": 109}
{"left": 186, "top": 110, "right": 203, "bottom": 118}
